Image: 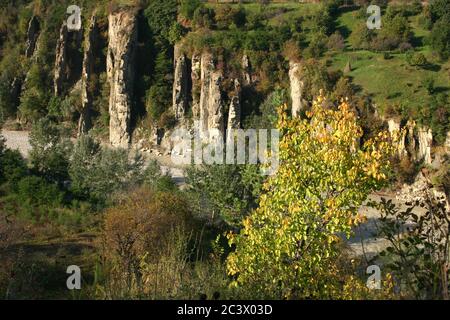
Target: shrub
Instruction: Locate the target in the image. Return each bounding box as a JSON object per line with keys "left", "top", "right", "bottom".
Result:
{"left": 398, "top": 42, "right": 413, "bottom": 53}
{"left": 69, "top": 135, "right": 145, "bottom": 205}
{"left": 305, "top": 32, "right": 327, "bottom": 58}
{"left": 185, "top": 164, "right": 263, "bottom": 228}
{"left": 179, "top": 0, "right": 203, "bottom": 20}
{"left": 349, "top": 23, "right": 373, "bottom": 50}
{"left": 410, "top": 52, "right": 428, "bottom": 67}
{"left": 327, "top": 32, "right": 345, "bottom": 51}
{"left": 29, "top": 117, "right": 72, "bottom": 184}
{"left": 192, "top": 6, "right": 215, "bottom": 29}
{"left": 215, "top": 5, "right": 246, "bottom": 30}
{"left": 98, "top": 188, "right": 193, "bottom": 298}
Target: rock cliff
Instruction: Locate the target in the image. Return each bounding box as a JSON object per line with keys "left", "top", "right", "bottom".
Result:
{"left": 107, "top": 10, "right": 137, "bottom": 148}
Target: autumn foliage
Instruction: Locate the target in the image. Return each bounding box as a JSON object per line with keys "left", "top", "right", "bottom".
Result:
{"left": 227, "top": 95, "right": 395, "bottom": 299}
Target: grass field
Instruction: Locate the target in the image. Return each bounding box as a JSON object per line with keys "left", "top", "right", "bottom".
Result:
{"left": 332, "top": 9, "right": 450, "bottom": 113}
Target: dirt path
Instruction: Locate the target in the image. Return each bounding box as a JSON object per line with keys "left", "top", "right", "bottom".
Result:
{"left": 1, "top": 130, "right": 31, "bottom": 157}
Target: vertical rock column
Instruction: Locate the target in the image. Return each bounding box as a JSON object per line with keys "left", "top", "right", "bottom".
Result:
{"left": 289, "top": 61, "right": 306, "bottom": 118}
{"left": 78, "top": 15, "right": 99, "bottom": 136}
{"left": 207, "top": 71, "right": 225, "bottom": 138}
{"left": 199, "top": 52, "right": 214, "bottom": 139}
{"left": 54, "top": 23, "right": 69, "bottom": 96}
{"left": 107, "top": 10, "right": 137, "bottom": 148}
{"left": 198, "top": 52, "right": 225, "bottom": 141}
{"left": 417, "top": 127, "right": 433, "bottom": 165}
{"left": 173, "top": 45, "right": 190, "bottom": 120}
{"left": 406, "top": 120, "right": 417, "bottom": 159}
{"left": 191, "top": 53, "right": 201, "bottom": 120}
{"left": 387, "top": 119, "right": 406, "bottom": 157}
{"left": 242, "top": 54, "right": 252, "bottom": 86}
{"left": 227, "top": 79, "right": 241, "bottom": 143}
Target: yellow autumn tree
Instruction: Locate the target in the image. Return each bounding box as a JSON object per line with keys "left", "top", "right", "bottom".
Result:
{"left": 227, "top": 95, "right": 395, "bottom": 299}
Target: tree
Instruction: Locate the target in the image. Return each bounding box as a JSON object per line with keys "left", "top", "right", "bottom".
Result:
{"left": 186, "top": 164, "right": 263, "bottom": 229}
{"left": 227, "top": 95, "right": 394, "bottom": 299}
{"left": 429, "top": 0, "right": 450, "bottom": 24}
{"left": 69, "top": 135, "right": 145, "bottom": 205}
{"left": 144, "top": 0, "right": 178, "bottom": 46}
{"left": 373, "top": 195, "right": 450, "bottom": 299}
{"left": 429, "top": 19, "right": 450, "bottom": 60}
{"left": 29, "top": 117, "right": 72, "bottom": 184}
{"left": 180, "top": 0, "right": 203, "bottom": 20}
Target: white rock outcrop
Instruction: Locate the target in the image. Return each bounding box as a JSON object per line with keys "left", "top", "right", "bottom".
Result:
{"left": 289, "top": 61, "right": 306, "bottom": 117}
{"left": 107, "top": 10, "right": 137, "bottom": 148}
{"left": 173, "top": 45, "right": 190, "bottom": 120}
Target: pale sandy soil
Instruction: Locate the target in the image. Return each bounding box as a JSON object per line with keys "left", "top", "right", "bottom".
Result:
{"left": 1, "top": 130, "right": 31, "bottom": 157}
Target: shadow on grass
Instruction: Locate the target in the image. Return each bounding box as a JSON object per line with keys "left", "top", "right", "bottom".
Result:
{"left": 422, "top": 63, "right": 441, "bottom": 72}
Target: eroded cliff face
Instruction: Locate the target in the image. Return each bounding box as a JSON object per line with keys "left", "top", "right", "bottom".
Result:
{"left": 78, "top": 15, "right": 99, "bottom": 136}
{"left": 417, "top": 127, "right": 433, "bottom": 164}
{"left": 388, "top": 119, "right": 407, "bottom": 157}
{"left": 226, "top": 79, "right": 242, "bottom": 143}
{"left": 173, "top": 45, "right": 190, "bottom": 120}
{"left": 198, "top": 52, "right": 225, "bottom": 140}
{"left": 54, "top": 23, "right": 68, "bottom": 96}
{"left": 191, "top": 53, "right": 201, "bottom": 120}
{"left": 387, "top": 118, "right": 433, "bottom": 164}
{"left": 242, "top": 54, "right": 252, "bottom": 86}
{"left": 107, "top": 10, "right": 137, "bottom": 148}
{"left": 289, "top": 61, "right": 306, "bottom": 118}
{"left": 54, "top": 23, "right": 82, "bottom": 96}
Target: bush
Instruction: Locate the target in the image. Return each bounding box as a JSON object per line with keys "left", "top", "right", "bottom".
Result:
{"left": 398, "top": 42, "right": 413, "bottom": 53}
{"left": 406, "top": 52, "right": 428, "bottom": 67}
{"left": 215, "top": 5, "right": 246, "bottom": 30}
{"left": 305, "top": 32, "right": 327, "bottom": 58}
{"left": 186, "top": 164, "right": 263, "bottom": 228}
{"left": 180, "top": 0, "right": 203, "bottom": 20}
{"left": 29, "top": 117, "right": 72, "bottom": 184}
{"left": 69, "top": 135, "right": 145, "bottom": 205}
{"left": 192, "top": 6, "right": 215, "bottom": 29}
{"left": 98, "top": 188, "right": 193, "bottom": 298}
{"left": 349, "top": 23, "right": 373, "bottom": 50}
{"left": 326, "top": 32, "right": 345, "bottom": 51}
{"left": 0, "top": 147, "right": 27, "bottom": 187}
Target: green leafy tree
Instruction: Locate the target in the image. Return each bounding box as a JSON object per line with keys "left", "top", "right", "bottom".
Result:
{"left": 69, "top": 135, "right": 145, "bottom": 205}
{"left": 186, "top": 164, "right": 263, "bottom": 229}
{"left": 227, "top": 95, "right": 394, "bottom": 299}
{"left": 29, "top": 117, "right": 72, "bottom": 184}
{"left": 429, "top": 19, "right": 450, "bottom": 60}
